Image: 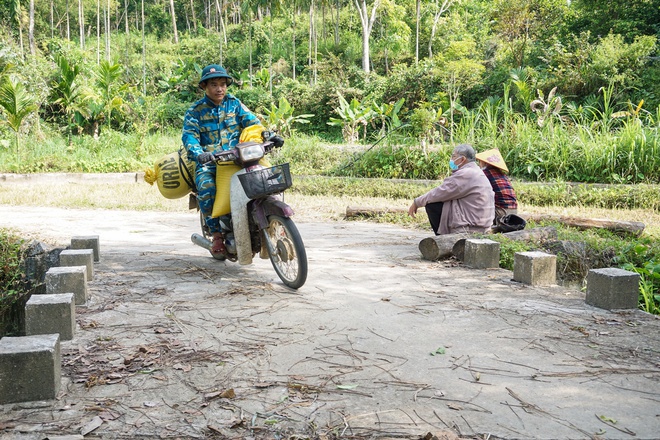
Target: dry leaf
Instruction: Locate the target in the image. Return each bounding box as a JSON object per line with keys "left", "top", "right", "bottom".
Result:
{"left": 204, "top": 391, "right": 222, "bottom": 400}
{"left": 220, "top": 388, "right": 236, "bottom": 399}
{"left": 447, "top": 403, "right": 462, "bottom": 411}
{"left": 80, "top": 416, "right": 103, "bottom": 435}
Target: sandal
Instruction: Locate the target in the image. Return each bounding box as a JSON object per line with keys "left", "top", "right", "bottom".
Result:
{"left": 211, "top": 233, "right": 227, "bottom": 255}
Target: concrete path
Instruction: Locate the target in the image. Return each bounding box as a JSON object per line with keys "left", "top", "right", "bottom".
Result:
{"left": 0, "top": 205, "right": 658, "bottom": 440}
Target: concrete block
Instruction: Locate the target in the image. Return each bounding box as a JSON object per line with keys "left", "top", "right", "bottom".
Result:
{"left": 59, "top": 249, "right": 94, "bottom": 281}
{"left": 464, "top": 239, "right": 500, "bottom": 269}
{"left": 0, "top": 334, "right": 61, "bottom": 404}
{"left": 513, "top": 251, "right": 556, "bottom": 286}
{"left": 25, "top": 293, "right": 75, "bottom": 341}
{"left": 70, "top": 235, "right": 100, "bottom": 262}
{"left": 586, "top": 268, "right": 640, "bottom": 310}
{"left": 45, "top": 266, "right": 87, "bottom": 305}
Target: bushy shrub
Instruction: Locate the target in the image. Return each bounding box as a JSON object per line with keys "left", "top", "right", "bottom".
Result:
{"left": 0, "top": 230, "right": 28, "bottom": 337}
{"left": 333, "top": 145, "right": 451, "bottom": 179}
{"left": 233, "top": 86, "right": 274, "bottom": 116}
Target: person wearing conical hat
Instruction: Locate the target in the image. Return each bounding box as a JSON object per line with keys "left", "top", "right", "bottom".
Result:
{"left": 475, "top": 148, "right": 518, "bottom": 224}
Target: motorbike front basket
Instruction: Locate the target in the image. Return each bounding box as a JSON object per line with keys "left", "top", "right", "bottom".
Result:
{"left": 238, "top": 163, "right": 292, "bottom": 199}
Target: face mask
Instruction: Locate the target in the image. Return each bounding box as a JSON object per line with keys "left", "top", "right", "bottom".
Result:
{"left": 449, "top": 159, "right": 459, "bottom": 171}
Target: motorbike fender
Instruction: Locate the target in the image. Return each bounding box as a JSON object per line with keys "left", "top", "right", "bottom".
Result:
{"left": 230, "top": 171, "right": 253, "bottom": 265}
{"left": 252, "top": 196, "right": 295, "bottom": 230}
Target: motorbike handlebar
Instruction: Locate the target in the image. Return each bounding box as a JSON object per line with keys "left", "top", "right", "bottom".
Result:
{"left": 205, "top": 141, "right": 276, "bottom": 164}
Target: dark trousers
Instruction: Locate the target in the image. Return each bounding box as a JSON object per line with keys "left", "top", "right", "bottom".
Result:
{"left": 425, "top": 202, "right": 444, "bottom": 235}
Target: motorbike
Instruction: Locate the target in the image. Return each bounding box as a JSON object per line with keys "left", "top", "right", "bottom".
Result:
{"left": 189, "top": 139, "right": 308, "bottom": 289}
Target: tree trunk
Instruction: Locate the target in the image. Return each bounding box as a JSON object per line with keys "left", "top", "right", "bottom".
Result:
{"left": 29, "top": 0, "right": 35, "bottom": 55}
{"left": 352, "top": 0, "right": 380, "bottom": 74}
{"left": 105, "top": 0, "right": 111, "bottom": 61}
{"left": 215, "top": 0, "right": 225, "bottom": 63}
{"left": 79, "top": 0, "right": 85, "bottom": 49}
{"left": 419, "top": 227, "right": 559, "bottom": 261}
{"left": 50, "top": 0, "right": 54, "bottom": 38}
{"left": 169, "top": 0, "right": 179, "bottom": 43}
{"left": 522, "top": 215, "right": 645, "bottom": 236}
{"left": 419, "top": 232, "right": 473, "bottom": 261}
{"left": 334, "top": 0, "right": 339, "bottom": 45}
{"left": 308, "top": 0, "right": 314, "bottom": 85}
{"left": 415, "top": 0, "right": 419, "bottom": 64}
{"left": 292, "top": 10, "right": 296, "bottom": 81}
{"left": 96, "top": 0, "right": 100, "bottom": 64}
{"left": 428, "top": 0, "right": 452, "bottom": 59}
{"left": 141, "top": 0, "right": 146, "bottom": 94}
{"left": 16, "top": 0, "right": 25, "bottom": 59}
{"left": 190, "top": 0, "right": 197, "bottom": 33}
{"left": 66, "top": 0, "right": 70, "bottom": 40}
{"left": 248, "top": 8, "right": 253, "bottom": 86}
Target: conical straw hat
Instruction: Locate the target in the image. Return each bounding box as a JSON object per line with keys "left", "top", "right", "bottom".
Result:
{"left": 476, "top": 148, "right": 509, "bottom": 173}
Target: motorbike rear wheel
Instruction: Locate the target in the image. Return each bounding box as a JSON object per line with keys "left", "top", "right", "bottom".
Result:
{"left": 262, "top": 215, "right": 307, "bottom": 289}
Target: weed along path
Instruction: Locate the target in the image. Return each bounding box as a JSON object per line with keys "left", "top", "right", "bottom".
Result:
{"left": 0, "top": 205, "right": 659, "bottom": 440}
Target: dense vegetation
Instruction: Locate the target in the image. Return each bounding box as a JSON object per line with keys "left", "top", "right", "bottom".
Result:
{"left": 0, "top": 0, "right": 659, "bottom": 182}
{"left": 0, "top": 0, "right": 659, "bottom": 322}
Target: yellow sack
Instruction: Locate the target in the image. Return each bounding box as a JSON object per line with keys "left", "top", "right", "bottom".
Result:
{"left": 239, "top": 124, "right": 266, "bottom": 143}
{"left": 211, "top": 158, "right": 271, "bottom": 217}
{"left": 144, "top": 149, "right": 195, "bottom": 200}
{"left": 211, "top": 124, "right": 268, "bottom": 217}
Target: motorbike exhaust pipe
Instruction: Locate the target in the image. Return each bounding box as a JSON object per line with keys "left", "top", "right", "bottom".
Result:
{"left": 191, "top": 233, "right": 212, "bottom": 251}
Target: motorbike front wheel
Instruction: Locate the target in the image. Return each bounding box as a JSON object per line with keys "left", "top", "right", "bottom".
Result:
{"left": 262, "top": 215, "right": 308, "bottom": 289}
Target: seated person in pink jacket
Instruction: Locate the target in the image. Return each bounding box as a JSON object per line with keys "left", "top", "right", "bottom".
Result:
{"left": 408, "top": 144, "right": 495, "bottom": 235}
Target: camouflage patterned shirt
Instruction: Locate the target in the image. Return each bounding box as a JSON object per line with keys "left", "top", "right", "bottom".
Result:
{"left": 182, "top": 94, "right": 261, "bottom": 162}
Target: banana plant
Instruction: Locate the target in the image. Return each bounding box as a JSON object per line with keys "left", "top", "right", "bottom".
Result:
{"left": 327, "top": 93, "right": 374, "bottom": 144}
{"left": 0, "top": 74, "right": 37, "bottom": 162}
{"left": 265, "top": 96, "right": 313, "bottom": 137}
{"left": 254, "top": 68, "right": 271, "bottom": 89}
{"left": 370, "top": 97, "right": 405, "bottom": 136}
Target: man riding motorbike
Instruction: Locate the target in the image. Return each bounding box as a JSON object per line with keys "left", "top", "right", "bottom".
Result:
{"left": 182, "top": 64, "right": 283, "bottom": 257}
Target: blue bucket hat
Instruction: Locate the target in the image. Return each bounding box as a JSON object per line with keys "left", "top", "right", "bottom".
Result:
{"left": 198, "top": 64, "right": 234, "bottom": 88}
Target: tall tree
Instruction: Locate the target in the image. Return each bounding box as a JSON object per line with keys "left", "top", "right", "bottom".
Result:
{"left": 169, "top": 0, "right": 179, "bottom": 43}
{"left": 428, "top": 0, "right": 453, "bottom": 59}
{"left": 78, "top": 0, "right": 85, "bottom": 49}
{"left": 352, "top": 0, "right": 380, "bottom": 73}
{"left": 308, "top": 0, "right": 316, "bottom": 84}
{"left": 215, "top": 0, "right": 226, "bottom": 62}
{"left": 12, "top": 0, "right": 24, "bottom": 60}
{"left": 106, "top": 0, "right": 111, "bottom": 61}
{"left": 96, "top": 0, "right": 100, "bottom": 64}
{"left": 334, "top": 0, "right": 339, "bottom": 45}
{"left": 141, "top": 0, "right": 146, "bottom": 94}
{"left": 415, "top": 0, "right": 420, "bottom": 64}
{"left": 28, "top": 0, "right": 35, "bottom": 55}
{"left": 189, "top": 0, "right": 197, "bottom": 33}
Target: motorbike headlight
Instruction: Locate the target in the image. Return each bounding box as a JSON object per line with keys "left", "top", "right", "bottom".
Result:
{"left": 238, "top": 143, "right": 265, "bottom": 162}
